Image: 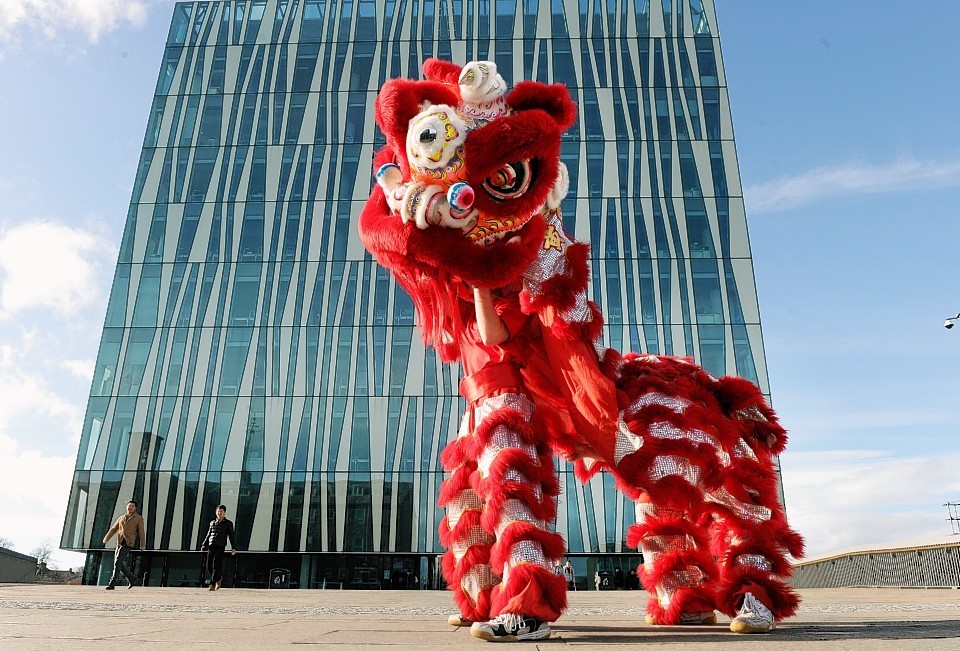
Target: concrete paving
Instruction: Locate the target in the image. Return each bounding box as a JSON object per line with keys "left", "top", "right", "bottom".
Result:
{"left": 1, "top": 583, "right": 959, "bottom": 650}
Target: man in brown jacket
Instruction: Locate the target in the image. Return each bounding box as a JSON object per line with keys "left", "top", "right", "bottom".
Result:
{"left": 102, "top": 500, "right": 146, "bottom": 589}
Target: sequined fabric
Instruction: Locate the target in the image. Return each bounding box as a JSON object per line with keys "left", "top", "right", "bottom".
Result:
{"left": 644, "top": 533, "right": 694, "bottom": 556}
{"left": 508, "top": 539, "right": 548, "bottom": 569}
{"left": 613, "top": 416, "right": 644, "bottom": 465}
{"left": 521, "top": 210, "right": 595, "bottom": 326}
{"left": 704, "top": 486, "right": 772, "bottom": 523}
{"left": 461, "top": 564, "right": 498, "bottom": 603}
{"left": 733, "top": 437, "right": 758, "bottom": 461}
{"left": 657, "top": 567, "right": 706, "bottom": 607}
{"left": 447, "top": 489, "right": 483, "bottom": 529}
{"left": 474, "top": 393, "right": 535, "bottom": 426}
{"left": 647, "top": 421, "right": 731, "bottom": 466}
{"left": 648, "top": 454, "right": 703, "bottom": 485}
{"left": 735, "top": 405, "right": 768, "bottom": 422}
{"left": 477, "top": 428, "right": 538, "bottom": 479}
{"left": 495, "top": 499, "right": 545, "bottom": 536}
{"left": 630, "top": 391, "right": 691, "bottom": 414}
{"left": 452, "top": 525, "right": 494, "bottom": 560}
{"left": 443, "top": 389, "right": 558, "bottom": 613}
{"left": 734, "top": 554, "right": 773, "bottom": 572}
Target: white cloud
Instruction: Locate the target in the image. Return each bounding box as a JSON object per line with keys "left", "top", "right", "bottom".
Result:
{"left": 744, "top": 158, "right": 960, "bottom": 214}
{"left": 0, "top": 333, "right": 87, "bottom": 569}
{"left": 0, "top": 221, "right": 115, "bottom": 320}
{"left": 0, "top": 352, "right": 83, "bottom": 444}
{"left": 0, "top": 431, "right": 84, "bottom": 570}
{"left": 781, "top": 449, "right": 960, "bottom": 559}
{"left": 60, "top": 358, "right": 95, "bottom": 382}
{"left": 0, "top": 0, "right": 153, "bottom": 48}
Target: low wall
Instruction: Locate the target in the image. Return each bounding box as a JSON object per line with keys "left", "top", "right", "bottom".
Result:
{"left": 792, "top": 540, "right": 960, "bottom": 588}
{"left": 0, "top": 548, "right": 38, "bottom": 583}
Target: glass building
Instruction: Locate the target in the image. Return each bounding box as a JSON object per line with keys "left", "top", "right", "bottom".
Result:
{"left": 63, "top": 0, "right": 780, "bottom": 590}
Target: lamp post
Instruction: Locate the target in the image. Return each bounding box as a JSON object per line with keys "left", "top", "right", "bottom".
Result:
{"left": 945, "top": 313, "right": 960, "bottom": 329}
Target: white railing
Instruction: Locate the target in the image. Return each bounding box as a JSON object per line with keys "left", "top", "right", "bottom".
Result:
{"left": 791, "top": 541, "right": 960, "bottom": 588}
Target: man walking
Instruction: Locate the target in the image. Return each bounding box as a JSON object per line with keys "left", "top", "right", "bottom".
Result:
{"left": 200, "top": 505, "right": 238, "bottom": 591}
{"left": 102, "top": 500, "right": 145, "bottom": 589}
{"left": 563, "top": 560, "right": 576, "bottom": 591}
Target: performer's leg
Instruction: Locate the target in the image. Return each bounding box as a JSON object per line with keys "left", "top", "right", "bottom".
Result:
{"left": 706, "top": 438, "right": 803, "bottom": 631}
{"left": 603, "top": 354, "right": 804, "bottom": 631}
{"left": 629, "top": 494, "right": 718, "bottom": 625}
{"left": 438, "top": 430, "right": 497, "bottom": 624}
{"left": 470, "top": 395, "right": 566, "bottom": 641}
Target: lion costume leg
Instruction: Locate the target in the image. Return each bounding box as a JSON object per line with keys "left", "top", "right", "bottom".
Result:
{"left": 472, "top": 393, "right": 567, "bottom": 623}
{"left": 439, "top": 425, "right": 497, "bottom": 622}
{"left": 628, "top": 495, "right": 718, "bottom": 624}
{"left": 705, "top": 435, "right": 804, "bottom": 622}
{"left": 607, "top": 355, "right": 803, "bottom": 627}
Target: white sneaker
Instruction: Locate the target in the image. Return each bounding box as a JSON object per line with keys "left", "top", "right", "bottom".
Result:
{"left": 729, "top": 592, "right": 774, "bottom": 634}
{"left": 448, "top": 613, "right": 473, "bottom": 627}
{"left": 470, "top": 613, "right": 551, "bottom": 642}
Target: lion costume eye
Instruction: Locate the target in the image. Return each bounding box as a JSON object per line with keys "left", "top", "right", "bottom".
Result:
{"left": 406, "top": 107, "right": 467, "bottom": 169}
{"left": 482, "top": 160, "right": 532, "bottom": 200}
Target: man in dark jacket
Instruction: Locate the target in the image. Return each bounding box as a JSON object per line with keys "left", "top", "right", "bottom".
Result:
{"left": 199, "top": 505, "right": 238, "bottom": 591}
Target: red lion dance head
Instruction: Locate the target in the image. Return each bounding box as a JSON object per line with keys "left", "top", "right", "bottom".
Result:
{"left": 359, "top": 59, "right": 578, "bottom": 361}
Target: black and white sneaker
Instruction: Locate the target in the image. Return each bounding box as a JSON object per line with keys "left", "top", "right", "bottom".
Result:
{"left": 470, "top": 613, "right": 550, "bottom": 642}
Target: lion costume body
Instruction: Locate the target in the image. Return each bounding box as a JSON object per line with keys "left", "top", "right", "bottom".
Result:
{"left": 359, "top": 59, "right": 803, "bottom": 633}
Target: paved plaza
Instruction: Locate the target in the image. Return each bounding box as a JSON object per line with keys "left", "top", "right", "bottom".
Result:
{"left": 1, "top": 583, "right": 958, "bottom": 650}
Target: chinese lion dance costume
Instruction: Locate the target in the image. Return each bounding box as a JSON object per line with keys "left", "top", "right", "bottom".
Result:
{"left": 359, "top": 59, "right": 804, "bottom": 642}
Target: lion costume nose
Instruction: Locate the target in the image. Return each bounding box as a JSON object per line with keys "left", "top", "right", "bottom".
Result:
{"left": 447, "top": 182, "right": 474, "bottom": 214}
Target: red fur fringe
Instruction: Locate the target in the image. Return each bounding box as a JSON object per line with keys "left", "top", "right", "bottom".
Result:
{"left": 546, "top": 301, "right": 605, "bottom": 342}
{"left": 477, "top": 485, "right": 556, "bottom": 532}
{"left": 572, "top": 457, "right": 606, "bottom": 483}
{"left": 642, "top": 586, "right": 717, "bottom": 625}
{"left": 715, "top": 566, "right": 800, "bottom": 620}
{"left": 441, "top": 543, "right": 493, "bottom": 584}
{"left": 439, "top": 436, "right": 470, "bottom": 473}
{"left": 358, "top": 188, "right": 547, "bottom": 359}
{"left": 438, "top": 509, "right": 488, "bottom": 548}
{"left": 453, "top": 584, "right": 493, "bottom": 623}
{"left": 489, "top": 521, "right": 566, "bottom": 570}
{"left": 443, "top": 547, "right": 495, "bottom": 623}
{"left": 476, "top": 458, "right": 559, "bottom": 529}
{"left": 471, "top": 411, "right": 538, "bottom": 453}
{"left": 437, "top": 464, "right": 474, "bottom": 505}
{"left": 506, "top": 81, "right": 578, "bottom": 130}
{"left": 491, "top": 562, "right": 568, "bottom": 622}
{"left": 422, "top": 58, "right": 462, "bottom": 85}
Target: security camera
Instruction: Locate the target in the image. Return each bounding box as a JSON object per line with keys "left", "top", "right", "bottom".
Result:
{"left": 947, "top": 320, "right": 956, "bottom": 330}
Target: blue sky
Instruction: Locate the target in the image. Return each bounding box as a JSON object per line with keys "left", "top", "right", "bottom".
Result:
{"left": 0, "top": 1, "right": 958, "bottom": 570}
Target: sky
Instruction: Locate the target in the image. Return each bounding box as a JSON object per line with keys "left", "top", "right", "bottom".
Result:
{"left": 0, "top": 1, "right": 958, "bottom": 571}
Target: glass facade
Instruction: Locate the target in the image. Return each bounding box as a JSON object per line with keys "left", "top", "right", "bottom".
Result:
{"left": 63, "top": 0, "right": 779, "bottom": 589}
